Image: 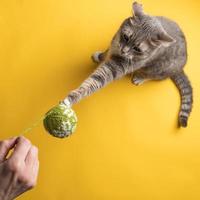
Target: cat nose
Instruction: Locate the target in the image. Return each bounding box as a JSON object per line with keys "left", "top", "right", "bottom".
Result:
{"left": 122, "top": 46, "right": 130, "bottom": 53}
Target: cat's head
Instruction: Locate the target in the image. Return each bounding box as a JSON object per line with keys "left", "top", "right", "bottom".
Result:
{"left": 112, "top": 2, "right": 175, "bottom": 60}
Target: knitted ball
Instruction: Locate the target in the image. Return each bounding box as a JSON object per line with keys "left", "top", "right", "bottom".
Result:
{"left": 43, "top": 103, "right": 77, "bottom": 138}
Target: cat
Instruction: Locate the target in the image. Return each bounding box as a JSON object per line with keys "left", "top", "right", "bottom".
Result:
{"left": 63, "top": 2, "right": 193, "bottom": 127}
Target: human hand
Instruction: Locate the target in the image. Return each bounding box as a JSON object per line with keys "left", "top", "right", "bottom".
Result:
{"left": 0, "top": 136, "right": 39, "bottom": 200}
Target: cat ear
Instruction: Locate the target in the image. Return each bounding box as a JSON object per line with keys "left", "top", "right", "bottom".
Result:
{"left": 154, "top": 30, "right": 176, "bottom": 47}
{"left": 132, "top": 2, "right": 144, "bottom": 18}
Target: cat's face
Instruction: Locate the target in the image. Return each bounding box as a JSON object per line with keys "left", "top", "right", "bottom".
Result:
{"left": 112, "top": 2, "right": 175, "bottom": 60}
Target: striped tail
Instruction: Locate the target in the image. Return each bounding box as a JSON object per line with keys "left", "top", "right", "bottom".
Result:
{"left": 171, "top": 71, "right": 193, "bottom": 127}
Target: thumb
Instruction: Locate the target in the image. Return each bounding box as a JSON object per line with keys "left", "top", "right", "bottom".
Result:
{"left": 0, "top": 137, "right": 17, "bottom": 163}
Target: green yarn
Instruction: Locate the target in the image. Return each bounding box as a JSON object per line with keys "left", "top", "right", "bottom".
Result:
{"left": 43, "top": 103, "right": 77, "bottom": 138}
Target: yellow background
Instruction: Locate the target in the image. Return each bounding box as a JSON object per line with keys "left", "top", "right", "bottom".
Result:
{"left": 0, "top": 0, "right": 200, "bottom": 199}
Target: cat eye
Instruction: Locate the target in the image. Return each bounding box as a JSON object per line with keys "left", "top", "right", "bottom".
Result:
{"left": 123, "top": 34, "right": 130, "bottom": 43}
{"left": 132, "top": 46, "right": 142, "bottom": 53}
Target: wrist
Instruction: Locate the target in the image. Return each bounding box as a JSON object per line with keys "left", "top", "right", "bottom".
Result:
{"left": 0, "top": 194, "right": 5, "bottom": 200}
{"left": 0, "top": 193, "right": 12, "bottom": 200}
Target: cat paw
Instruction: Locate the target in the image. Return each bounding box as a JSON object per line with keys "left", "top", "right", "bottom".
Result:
{"left": 91, "top": 51, "right": 103, "bottom": 63}
{"left": 131, "top": 77, "right": 146, "bottom": 86}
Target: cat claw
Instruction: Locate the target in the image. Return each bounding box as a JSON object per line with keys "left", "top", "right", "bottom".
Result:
{"left": 91, "top": 51, "right": 103, "bottom": 63}
{"left": 131, "top": 77, "right": 145, "bottom": 85}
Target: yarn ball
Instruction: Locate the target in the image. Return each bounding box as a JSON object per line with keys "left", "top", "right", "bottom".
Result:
{"left": 43, "top": 103, "right": 77, "bottom": 138}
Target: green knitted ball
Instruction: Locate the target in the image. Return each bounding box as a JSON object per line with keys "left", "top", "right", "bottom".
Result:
{"left": 43, "top": 103, "right": 77, "bottom": 138}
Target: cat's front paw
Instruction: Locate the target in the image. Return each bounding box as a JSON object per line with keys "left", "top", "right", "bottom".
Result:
{"left": 67, "top": 90, "right": 80, "bottom": 105}
{"left": 131, "top": 76, "right": 146, "bottom": 86}
{"left": 91, "top": 51, "right": 103, "bottom": 63}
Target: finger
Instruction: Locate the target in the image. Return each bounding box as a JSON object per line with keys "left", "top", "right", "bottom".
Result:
{"left": 30, "top": 160, "right": 40, "bottom": 189}
{"left": 32, "top": 160, "right": 39, "bottom": 184}
{"left": 25, "top": 145, "right": 38, "bottom": 166}
{"left": 9, "top": 136, "right": 32, "bottom": 162}
{"left": 0, "top": 137, "right": 17, "bottom": 163}
{"left": 26, "top": 159, "right": 39, "bottom": 189}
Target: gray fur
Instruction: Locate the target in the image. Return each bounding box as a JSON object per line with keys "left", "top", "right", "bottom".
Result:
{"left": 64, "top": 2, "right": 193, "bottom": 127}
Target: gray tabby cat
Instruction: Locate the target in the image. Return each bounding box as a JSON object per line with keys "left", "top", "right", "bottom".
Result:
{"left": 63, "top": 2, "right": 193, "bottom": 127}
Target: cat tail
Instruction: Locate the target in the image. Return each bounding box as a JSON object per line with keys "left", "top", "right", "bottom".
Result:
{"left": 171, "top": 70, "right": 193, "bottom": 127}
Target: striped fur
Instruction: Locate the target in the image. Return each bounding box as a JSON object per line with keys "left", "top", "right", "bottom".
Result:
{"left": 171, "top": 71, "right": 193, "bottom": 127}
{"left": 67, "top": 58, "right": 129, "bottom": 105}
{"left": 63, "top": 2, "right": 193, "bottom": 127}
